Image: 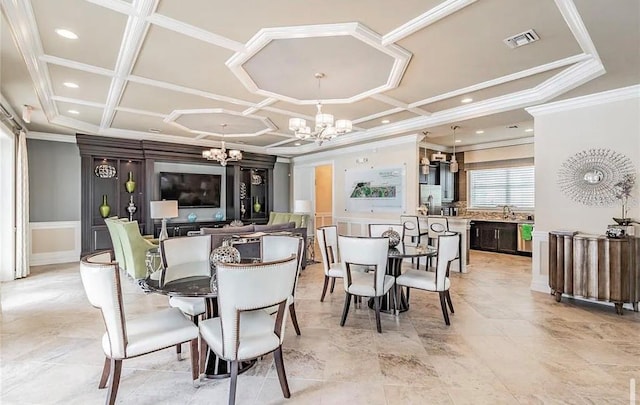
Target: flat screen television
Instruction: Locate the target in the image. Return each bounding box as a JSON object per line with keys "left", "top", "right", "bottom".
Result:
{"left": 159, "top": 172, "right": 221, "bottom": 208}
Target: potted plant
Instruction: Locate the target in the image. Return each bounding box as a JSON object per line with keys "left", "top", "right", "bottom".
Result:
{"left": 612, "top": 174, "right": 636, "bottom": 226}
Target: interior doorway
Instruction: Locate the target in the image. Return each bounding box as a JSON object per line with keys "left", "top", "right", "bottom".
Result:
{"left": 314, "top": 164, "right": 333, "bottom": 228}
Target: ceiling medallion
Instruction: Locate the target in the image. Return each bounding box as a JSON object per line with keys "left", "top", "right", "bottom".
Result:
{"left": 202, "top": 124, "right": 243, "bottom": 166}
{"left": 288, "top": 73, "right": 353, "bottom": 146}
{"left": 557, "top": 149, "right": 635, "bottom": 206}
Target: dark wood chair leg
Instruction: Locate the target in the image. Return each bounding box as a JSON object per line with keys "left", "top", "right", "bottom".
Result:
{"left": 176, "top": 343, "right": 182, "bottom": 361}
{"left": 330, "top": 277, "right": 336, "bottom": 293}
{"left": 199, "top": 338, "right": 208, "bottom": 375}
{"left": 98, "top": 356, "right": 110, "bottom": 389}
{"left": 340, "top": 292, "right": 352, "bottom": 327}
{"left": 289, "top": 303, "right": 301, "bottom": 336}
{"left": 445, "top": 290, "right": 454, "bottom": 314}
{"left": 374, "top": 296, "right": 382, "bottom": 333}
{"left": 106, "top": 358, "right": 122, "bottom": 405}
{"left": 439, "top": 291, "right": 450, "bottom": 325}
{"left": 320, "top": 276, "right": 330, "bottom": 302}
{"left": 189, "top": 338, "right": 199, "bottom": 382}
{"left": 228, "top": 360, "right": 239, "bottom": 405}
{"left": 273, "top": 346, "right": 291, "bottom": 398}
{"left": 406, "top": 287, "right": 410, "bottom": 304}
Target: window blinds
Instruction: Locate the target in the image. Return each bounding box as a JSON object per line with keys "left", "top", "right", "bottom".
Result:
{"left": 469, "top": 166, "right": 535, "bottom": 209}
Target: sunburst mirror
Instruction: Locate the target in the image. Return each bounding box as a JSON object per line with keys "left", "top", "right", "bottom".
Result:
{"left": 557, "top": 149, "right": 635, "bottom": 206}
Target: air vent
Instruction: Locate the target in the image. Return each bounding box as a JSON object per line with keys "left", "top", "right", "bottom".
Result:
{"left": 507, "top": 125, "right": 519, "bottom": 129}
{"left": 503, "top": 29, "right": 539, "bottom": 49}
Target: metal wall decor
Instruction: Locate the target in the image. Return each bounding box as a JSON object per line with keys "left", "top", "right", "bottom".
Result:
{"left": 94, "top": 164, "right": 116, "bottom": 178}
{"left": 557, "top": 149, "right": 635, "bottom": 206}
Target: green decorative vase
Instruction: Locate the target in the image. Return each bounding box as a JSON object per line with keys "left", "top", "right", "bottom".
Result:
{"left": 253, "top": 197, "right": 261, "bottom": 213}
{"left": 99, "top": 194, "right": 111, "bottom": 218}
{"left": 125, "top": 171, "right": 136, "bottom": 193}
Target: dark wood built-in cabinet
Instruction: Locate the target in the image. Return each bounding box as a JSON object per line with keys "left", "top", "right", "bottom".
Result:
{"left": 470, "top": 221, "right": 518, "bottom": 254}
{"left": 78, "top": 135, "right": 276, "bottom": 256}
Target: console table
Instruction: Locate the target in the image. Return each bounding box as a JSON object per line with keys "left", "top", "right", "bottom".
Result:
{"left": 549, "top": 231, "right": 639, "bottom": 314}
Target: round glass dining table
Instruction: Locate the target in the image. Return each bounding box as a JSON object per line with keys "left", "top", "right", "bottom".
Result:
{"left": 369, "top": 243, "right": 437, "bottom": 313}
{"left": 142, "top": 260, "right": 256, "bottom": 379}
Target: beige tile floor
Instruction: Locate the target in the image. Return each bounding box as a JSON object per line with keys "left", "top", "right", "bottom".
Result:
{"left": 1, "top": 251, "right": 639, "bottom": 404}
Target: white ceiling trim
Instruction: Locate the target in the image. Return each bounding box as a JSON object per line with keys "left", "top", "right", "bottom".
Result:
{"left": 555, "top": 0, "right": 600, "bottom": 60}
{"left": 291, "top": 134, "right": 421, "bottom": 164}
{"left": 27, "top": 131, "right": 77, "bottom": 143}
{"left": 165, "top": 107, "right": 277, "bottom": 137}
{"left": 226, "top": 22, "right": 412, "bottom": 105}
{"left": 352, "top": 107, "right": 404, "bottom": 124}
{"left": 51, "top": 96, "right": 105, "bottom": 109}
{"left": 408, "top": 53, "right": 590, "bottom": 109}
{"left": 126, "top": 75, "right": 255, "bottom": 108}
{"left": 455, "top": 136, "right": 534, "bottom": 152}
{"left": 526, "top": 84, "right": 640, "bottom": 116}
{"left": 370, "top": 94, "right": 431, "bottom": 116}
{"left": 51, "top": 114, "right": 99, "bottom": 134}
{"left": 39, "top": 54, "right": 115, "bottom": 77}
{"left": 1, "top": 0, "right": 59, "bottom": 121}
{"left": 85, "top": 0, "right": 134, "bottom": 15}
{"left": 99, "top": 0, "right": 158, "bottom": 129}
{"left": 242, "top": 98, "right": 277, "bottom": 115}
{"left": 382, "top": 0, "right": 477, "bottom": 45}
{"left": 266, "top": 137, "right": 300, "bottom": 148}
{"left": 114, "top": 106, "right": 166, "bottom": 118}
{"left": 146, "top": 13, "right": 244, "bottom": 52}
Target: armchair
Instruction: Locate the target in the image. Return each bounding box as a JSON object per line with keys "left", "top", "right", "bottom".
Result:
{"left": 115, "top": 220, "right": 158, "bottom": 279}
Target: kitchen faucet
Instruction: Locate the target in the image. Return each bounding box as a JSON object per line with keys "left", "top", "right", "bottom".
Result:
{"left": 502, "top": 205, "right": 514, "bottom": 219}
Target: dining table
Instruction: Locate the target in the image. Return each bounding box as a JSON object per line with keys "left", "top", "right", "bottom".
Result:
{"left": 369, "top": 243, "right": 437, "bottom": 313}
{"left": 142, "top": 259, "right": 256, "bottom": 379}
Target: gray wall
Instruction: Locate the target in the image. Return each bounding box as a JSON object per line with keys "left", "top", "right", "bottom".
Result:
{"left": 273, "top": 162, "right": 290, "bottom": 212}
{"left": 28, "top": 139, "right": 81, "bottom": 222}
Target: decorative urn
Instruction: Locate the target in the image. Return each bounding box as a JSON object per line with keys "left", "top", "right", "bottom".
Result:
{"left": 381, "top": 227, "right": 401, "bottom": 247}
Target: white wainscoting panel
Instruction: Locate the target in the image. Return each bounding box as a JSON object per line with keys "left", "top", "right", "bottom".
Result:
{"left": 531, "top": 230, "right": 551, "bottom": 293}
{"left": 30, "top": 221, "right": 81, "bottom": 265}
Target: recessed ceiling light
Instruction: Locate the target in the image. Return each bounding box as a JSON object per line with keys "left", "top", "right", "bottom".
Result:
{"left": 381, "top": 119, "right": 390, "bottom": 124}
{"left": 475, "top": 130, "right": 484, "bottom": 134}
{"left": 461, "top": 98, "right": 473, "bottom": 103}
{"left": 63, "top": 82, "right": 79, "bottom": 88}
{"left": 55, "top": 29, "right": 78, "bottom": 39}
{"left": 148, "top": 128, "right": 161, "bottom": 133}
{"left": 67, "top": 110, "right": 79, "bottom": 115}
{"left": 294, "top": 142, "right": 301, "bottom": 146}
{"left": 525, "top": 128, "right": 534, "bottom": 132}
{"left": 455, "top": 140, "right": 461, "bottom": 143}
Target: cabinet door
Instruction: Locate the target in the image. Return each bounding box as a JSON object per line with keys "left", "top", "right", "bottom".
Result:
{"left": 497, "top": 224, "right": 518, "bottom": 253}
{"left": 470, "top": 223, "right": 480, "bottom": 249}
{"left": 479, "top": 225, "right": 498, "bottom": 250}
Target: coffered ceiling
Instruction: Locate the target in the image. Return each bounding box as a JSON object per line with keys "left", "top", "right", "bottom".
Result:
{"left": 1, "top": 0, "right": 638, "bottom": 155}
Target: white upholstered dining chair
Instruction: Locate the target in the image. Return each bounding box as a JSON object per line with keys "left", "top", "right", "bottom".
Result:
{"left": 395, "top": 232, "right": 459, "bottom": 325}
{"left": 316, "top": 226, "right": 343, "bottom": 301}
{"left": 161, "top": 234, "right": 212, "bottom": 358}
{"left": 80, "top": 251, "right": 199, "bottom": 405}
{"left": 337, "top": 236, "right": 393, "bottom": 333}
{"left": 368, "top": 223, "right": 406, "bottom": 239}
{"left": 198, "top": 256, "right": 298, "bottom": 405}
{"left": 261, "top": 234, "right": 304, "bottom": 335}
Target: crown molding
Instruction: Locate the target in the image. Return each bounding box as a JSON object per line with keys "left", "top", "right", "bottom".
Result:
{"left": 382, "top": 0, "right": 477, "bottom": 45}
{"left": 26, "top": 132, "right": 77, "bottom": 143}
{"left": 455, "top": 136, "right": 534, "bottom": 152}
{"left": 276, "top": 156, "right": 291, "bottom": 164}
{"left": 290, "top": 134, "right": 421, "bottom": 164}
{"left": 85, "top": 0, "right": 134, "bottom": 15}
{"left": 526, "top": 85, "right": 640, "bottom": 116}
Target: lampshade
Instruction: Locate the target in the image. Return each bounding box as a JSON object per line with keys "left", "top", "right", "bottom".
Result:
{"left": 294, "top": 199, "right": 312, "bottom": 213}
{"left": 150, "top": 200, "right": 178, "bottom": 219}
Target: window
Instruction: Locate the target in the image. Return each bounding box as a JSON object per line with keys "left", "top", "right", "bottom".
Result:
{"left": 469, "top": 166, "right": 534, "bottom": 209}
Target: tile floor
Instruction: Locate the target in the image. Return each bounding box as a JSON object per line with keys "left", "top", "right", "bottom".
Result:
{"left": 1, "top": 251, "right": 639, "bottom": 404}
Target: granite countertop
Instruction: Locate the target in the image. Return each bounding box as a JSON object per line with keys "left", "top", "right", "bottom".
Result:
{"left": 466, "top": 218, "right": 534, "bottom": 224}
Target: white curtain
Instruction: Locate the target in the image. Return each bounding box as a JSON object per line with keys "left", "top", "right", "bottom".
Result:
{"left": 15, "top": 131, "right": 29, "bottom": 278}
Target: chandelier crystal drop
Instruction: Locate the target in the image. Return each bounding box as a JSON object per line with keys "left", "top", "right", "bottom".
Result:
{"left": 202, "top": 124, "right": 243, "bottom": 166}
{"left": 288, "top": 73, "right": 353, "bottom": 146}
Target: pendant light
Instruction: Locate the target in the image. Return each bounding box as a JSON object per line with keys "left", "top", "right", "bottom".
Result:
{"left": 450, "top": 125, "right": 459, "bottom": 173}
{"left": 420, "top": 147, "right": 430, "bottom": 175}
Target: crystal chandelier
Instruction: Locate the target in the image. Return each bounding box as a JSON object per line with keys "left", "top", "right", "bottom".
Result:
{"left": 288, "top": 73, "right": 353, "bottom": 146}
{"left": 202, "top": 124, "right": 242, "bottom": 166}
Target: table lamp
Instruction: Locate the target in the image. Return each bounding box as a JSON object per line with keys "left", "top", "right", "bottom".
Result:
{"left": 294, "top": 199, "right": 313, "bottom": 229}
{"left": 150, "top": 200, "right": 178, "bottom": 241}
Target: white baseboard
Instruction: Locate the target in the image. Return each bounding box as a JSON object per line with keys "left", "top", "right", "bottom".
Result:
{"left": 530, "top": 280, "right": 551, "bottom": 294}
{"left": 30, "top": 251, "right": 79, "bottom": 266}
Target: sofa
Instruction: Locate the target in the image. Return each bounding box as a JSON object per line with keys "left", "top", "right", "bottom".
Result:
{"left": 267, "top": 212, "right": 309, "bottom": 228}
{"left": 199, "top": 220, "right": 308, "bottom": 268}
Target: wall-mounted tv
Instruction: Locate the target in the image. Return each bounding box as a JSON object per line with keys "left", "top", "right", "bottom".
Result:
{"left": 159, "top": 172, "right": 221, "bottom": 208}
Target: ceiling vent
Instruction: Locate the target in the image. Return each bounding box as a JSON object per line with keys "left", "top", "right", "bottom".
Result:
{"left": 503, "top": 29, "right": 539, "bottom": 49}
